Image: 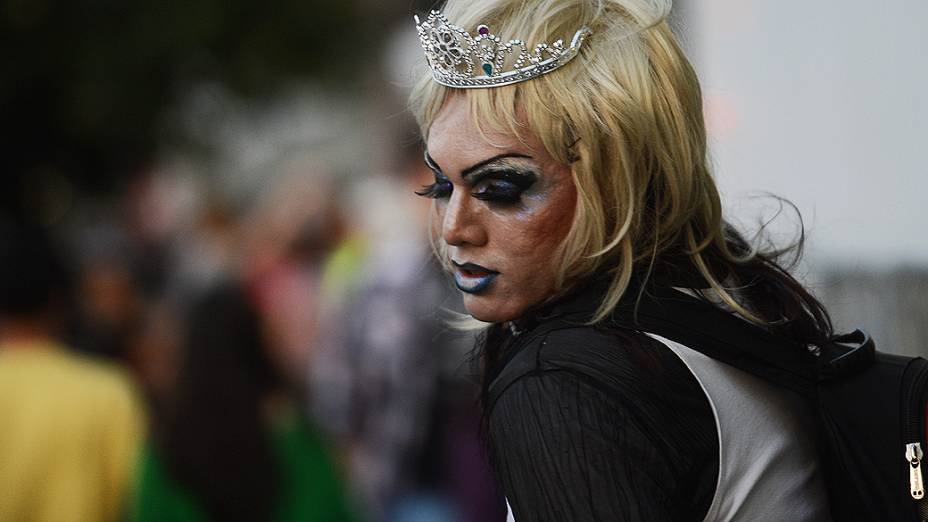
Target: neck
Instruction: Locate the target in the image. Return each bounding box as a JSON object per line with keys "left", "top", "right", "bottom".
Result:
{"left": 0, "top": 315, "right": 56, "bottom": 349}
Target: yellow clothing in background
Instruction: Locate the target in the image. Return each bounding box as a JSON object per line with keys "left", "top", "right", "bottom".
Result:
{"left": 0, "top": 341, "right": 145, "bottom": 522}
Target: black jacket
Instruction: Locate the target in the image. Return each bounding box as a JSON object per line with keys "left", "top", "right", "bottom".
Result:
{"left": 485, "top": 280, "right": 719, "bottom": 521}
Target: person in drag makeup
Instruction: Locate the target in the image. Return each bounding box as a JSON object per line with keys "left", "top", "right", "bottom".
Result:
{"left": 409, "top": 0, "right": 842, "bottom": 520}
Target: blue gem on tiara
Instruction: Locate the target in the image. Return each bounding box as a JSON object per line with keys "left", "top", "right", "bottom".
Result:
{"left": 413, "top": 11, "right": 592, "bottom": 89}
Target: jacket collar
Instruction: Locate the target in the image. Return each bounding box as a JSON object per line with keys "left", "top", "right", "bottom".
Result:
{"left": 515, "top": 262, "right": 711, "bottom": 333}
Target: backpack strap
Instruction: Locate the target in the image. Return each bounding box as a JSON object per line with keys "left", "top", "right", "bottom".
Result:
{"left": 508, "top": 284, "right": 872, "bottom": 398}
{"left": 607, "top": 286, "right": 820, "bottom": 397}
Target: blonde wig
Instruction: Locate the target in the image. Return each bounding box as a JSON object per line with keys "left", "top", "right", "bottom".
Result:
{"left": 411, "top": 0, "right": 828, "bottom": 332}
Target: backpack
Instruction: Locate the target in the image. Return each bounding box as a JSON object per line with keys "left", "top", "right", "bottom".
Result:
{"left": 606, "top": 285, "right": 928, "bottom": 522}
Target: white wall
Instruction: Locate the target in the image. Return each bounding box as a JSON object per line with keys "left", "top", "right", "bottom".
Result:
{"left": 682, "top": 0, "right": 927, "bottom": 268}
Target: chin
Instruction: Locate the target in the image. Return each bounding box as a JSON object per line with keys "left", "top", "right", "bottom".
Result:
{"left": 462, "top": 294, "right": 521, "bottom": 323}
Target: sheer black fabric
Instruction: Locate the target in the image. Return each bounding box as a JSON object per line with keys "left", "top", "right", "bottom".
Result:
{"left": 485, "top": 292, "right": 719, "bottom": 521}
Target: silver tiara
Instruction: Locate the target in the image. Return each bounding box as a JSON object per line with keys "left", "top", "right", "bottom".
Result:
{"left": 414, "top": 11, "right": 592, "bottom": 89}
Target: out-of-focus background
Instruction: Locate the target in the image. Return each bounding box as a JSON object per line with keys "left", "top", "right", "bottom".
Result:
{"left": 674, "top": 0, "right": 928, "bottom": 356}
{"left": 0, "top": 0, "right": 924, "bottom": 521}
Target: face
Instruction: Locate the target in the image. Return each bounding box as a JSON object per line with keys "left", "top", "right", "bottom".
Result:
{"left": 422, "top": 95, "right": 577, "bottom": 323}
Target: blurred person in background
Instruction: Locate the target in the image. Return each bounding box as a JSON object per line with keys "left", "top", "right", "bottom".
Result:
{"left": 132, "top": 281, "right": 355, "bottom": 522}
{"left": 244, "top": 165, "right": 348, "bottom": 391}
{"left": 67, "top": 220, "right": 144, "bottom": 363}
{"left": 0, "top": 219, "right": 145, "bottom": 522}
{"left": 311, "top": 140, "right": 506, "bottom": 522}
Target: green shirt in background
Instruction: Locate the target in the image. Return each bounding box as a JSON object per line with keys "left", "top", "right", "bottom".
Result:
{"left": 131, "top": 413, "right": 356, "bottom": 522}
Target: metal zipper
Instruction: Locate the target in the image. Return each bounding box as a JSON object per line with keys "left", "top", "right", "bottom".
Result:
{"left": 908, "top": 443, "right": 926, "bottom": 499}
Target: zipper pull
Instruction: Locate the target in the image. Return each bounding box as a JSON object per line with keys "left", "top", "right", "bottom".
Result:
{"left": 907, "top": 443, "right": 925, "bottom": 500}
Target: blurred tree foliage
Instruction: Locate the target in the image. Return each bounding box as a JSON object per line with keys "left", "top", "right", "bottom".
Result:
{"left": 1, "top": 0, "right": 426, "bottom": 218}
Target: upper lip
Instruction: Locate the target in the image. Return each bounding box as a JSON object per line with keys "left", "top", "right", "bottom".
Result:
{"left": 452, "top": 260, "right": 499, "bottom": 274}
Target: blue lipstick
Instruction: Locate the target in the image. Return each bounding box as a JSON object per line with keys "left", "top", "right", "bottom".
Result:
{"left": 452, "top": 261, "right": 499, "bottom": 294}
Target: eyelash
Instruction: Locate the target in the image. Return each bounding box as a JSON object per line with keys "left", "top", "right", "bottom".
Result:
{"left": 415, "top": 179, "right": 452, "bottom": 199}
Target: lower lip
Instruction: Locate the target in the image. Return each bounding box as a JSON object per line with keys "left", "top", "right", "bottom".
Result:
{"left": 453, "top": 269, "right": 498, "bottom": 294}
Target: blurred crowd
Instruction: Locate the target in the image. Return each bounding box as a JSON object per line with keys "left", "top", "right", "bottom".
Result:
{"left": 1, "top": 1, "right": 511, "bottom": 519}
{"left": 0, "top": 135, "right": 505, "bottom": 522}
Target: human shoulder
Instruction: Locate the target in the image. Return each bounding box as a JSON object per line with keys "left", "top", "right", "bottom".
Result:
{"left": 26, "top": 347, "right": 146, "bottom": 435}
{"left": 488, "top": 324, "right": 686, "bottom": 413}
{"left": 486, "top": 323, "right": 720, "bottom": 521}
{"left": 63, "top": 350, "right": 140, "bottom": 400}
{"left": 1, "top": 342, "right": 137, "bottom": 396}
{"left": 538, "top": 325, "right": 667, "bottom": 370}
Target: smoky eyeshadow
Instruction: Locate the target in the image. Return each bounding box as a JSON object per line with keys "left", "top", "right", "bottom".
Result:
{"left": 466, "top": 164, "right": 537, "bottom": 190}
{"left": 416, "top": 153, "right": 539, "bottom": 202}
{"left": 467, "top": 164, "right": 538, "bottom": 204}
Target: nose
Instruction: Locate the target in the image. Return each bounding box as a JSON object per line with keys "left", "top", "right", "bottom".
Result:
{"left": 441, "top": 191, "right": 487, "bottom": 247}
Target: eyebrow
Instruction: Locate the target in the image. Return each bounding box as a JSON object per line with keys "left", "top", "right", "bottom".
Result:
{"left": 425, "top": 152, "right": 533, "bottom": 179}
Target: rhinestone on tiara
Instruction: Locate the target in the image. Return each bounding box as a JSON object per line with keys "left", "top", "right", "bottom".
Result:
{"left": 414, "top": 11, "right": 592, "bottom": 89}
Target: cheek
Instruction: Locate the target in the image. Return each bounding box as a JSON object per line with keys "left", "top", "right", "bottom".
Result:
{"left": 494, "top": 184, "right": 576, "bottom": 270}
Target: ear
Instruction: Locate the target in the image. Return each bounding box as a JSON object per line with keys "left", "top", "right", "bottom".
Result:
{"left": 566, "top": 136, "right": 582, "bottom": 164}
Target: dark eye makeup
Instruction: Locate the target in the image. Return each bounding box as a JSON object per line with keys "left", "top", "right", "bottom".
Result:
{"left": 470, "top": 169, "right": 537, "bottom": 203}
{"left": 415, "top": 176, "right": 452, "bottom": 199}
{"left": 416, "top": 153, "right": 538, "bottom": 205}
{"left": 416, "top": 153, "right": 452, "bottom": 199}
